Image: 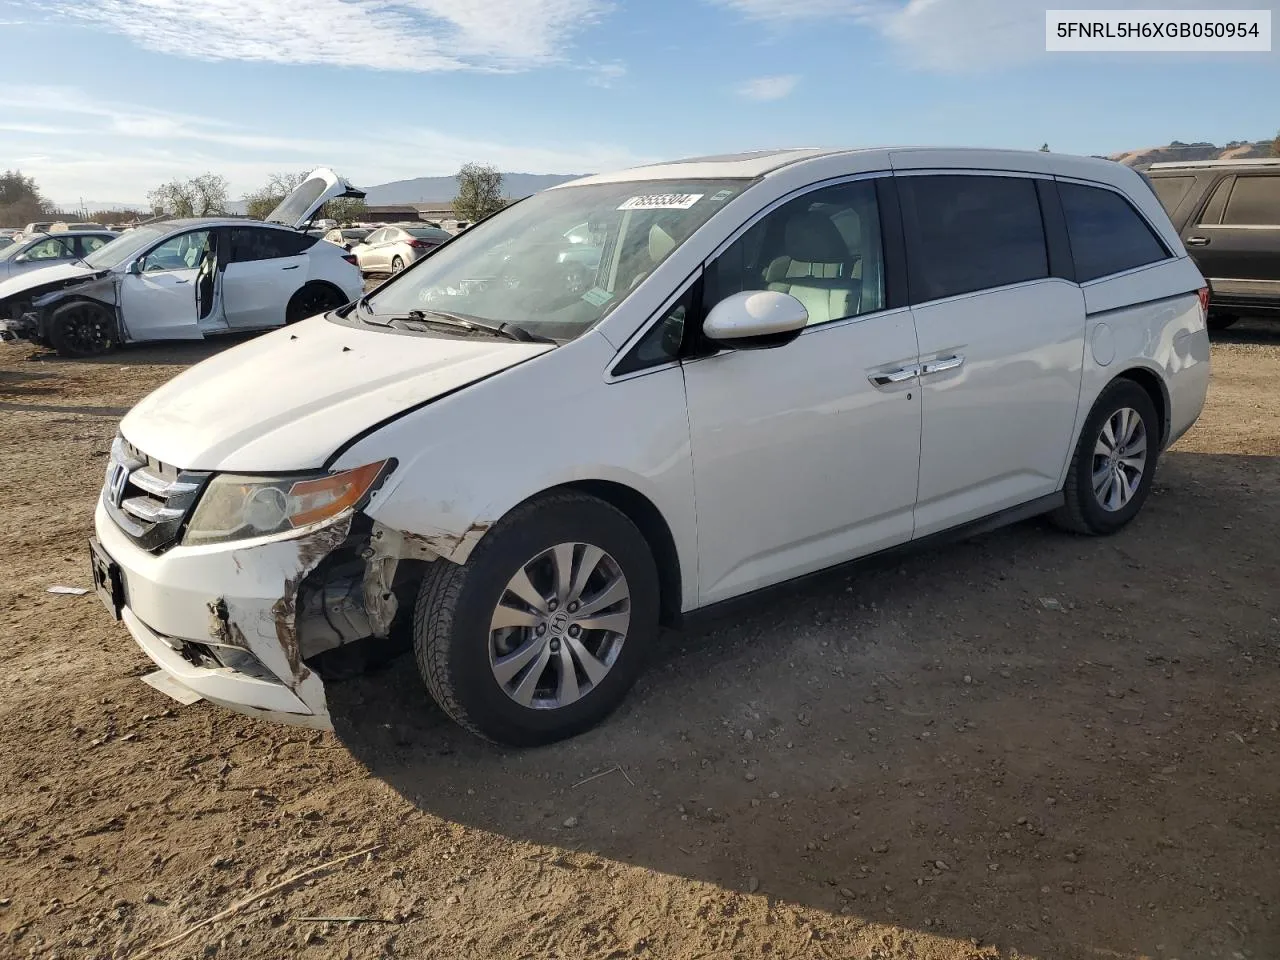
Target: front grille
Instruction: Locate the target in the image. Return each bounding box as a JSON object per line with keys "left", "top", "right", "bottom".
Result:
{"left": 102, "top": 436, "right": 210, "bottom": 552}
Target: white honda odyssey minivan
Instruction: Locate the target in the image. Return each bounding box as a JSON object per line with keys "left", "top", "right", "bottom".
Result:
{"left": 91, "top": 148, "right": 1210, "bottom": 744}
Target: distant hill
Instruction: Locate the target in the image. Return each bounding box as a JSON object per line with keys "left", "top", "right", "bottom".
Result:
{"left": 1110, "top": 139, "right": 1274, "bottom": 168}
{"left": 364, "top": 172, "right": 583, "bottom": 205}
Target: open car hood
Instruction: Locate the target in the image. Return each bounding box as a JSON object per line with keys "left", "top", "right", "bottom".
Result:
{"left": 0, "top": 262, "right": 108, "bottom": 304}
{"left": 265, "top": 168, "right": 366, "bottom": 229}
{"left": 119, "top": 316, "right": 553, "bottom": 472}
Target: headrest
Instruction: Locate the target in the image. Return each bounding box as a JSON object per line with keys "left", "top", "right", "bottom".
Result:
{"left": 782, "top": 212, "right": 849, "bottom": 263}
{"left": 649, "top": 224, "right": 676, "bottom": 262}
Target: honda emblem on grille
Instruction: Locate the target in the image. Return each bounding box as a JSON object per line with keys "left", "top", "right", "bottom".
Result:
{"left": 108, "top": 463, "right": 129, "bottom": 507}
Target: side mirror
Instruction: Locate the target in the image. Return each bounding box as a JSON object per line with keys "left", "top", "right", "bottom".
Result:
{"left": 703, "top": 290, "right": 809, "bottom": 350}
{"left": 13, "top": 254, "right": 28, "bottom": 264}
{"left": 126, "top": 259, "right": 144, "bottom": 276}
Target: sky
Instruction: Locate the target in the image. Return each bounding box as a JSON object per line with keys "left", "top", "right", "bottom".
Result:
{"left": 0, "top": 0, "right": 1276, "bottom": 207}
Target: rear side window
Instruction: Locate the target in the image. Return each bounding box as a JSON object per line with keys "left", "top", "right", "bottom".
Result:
{"left": 1059, "top": 182, "right": 1170, "bottom": 283}
{"left": 1149, "top": 175, "right": 1195, "bottom": 213}
{"left": 229, "top": 227, "right": 317, "bottom": 263}
{"left": 1223, "top": 175, "right": 1280, "bottom": 226}
{"left": 1197, "top": 177, "right": 1233, "bottom": 225}
{"left": 899, "top": 175, "right": 1048, "bottom": 302}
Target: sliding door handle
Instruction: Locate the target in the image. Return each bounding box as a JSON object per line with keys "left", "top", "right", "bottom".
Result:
{"left": 1185, "top": 236, "right": 1209, "bottom": 246}
{"left": 921, "top": 354, "right": 964, "bottom": 376}
{"left": 869, "top": 365, "right": 919, "bottom": 386}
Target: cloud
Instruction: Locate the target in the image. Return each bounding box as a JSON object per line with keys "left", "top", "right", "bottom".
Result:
{"left": 584, "top": 59, "right": 627, "bottom": 87}
{"left": 31, "top": 0, "right": 609, "bottom": 72}
{"left": 0, "top": 85, "right": 648, "bottom": 202}
{"left": 736, "top": 74, "right": 799, "bottom": 101}
{"left": 713, "top": 0, "right": 888, "bottom": 21}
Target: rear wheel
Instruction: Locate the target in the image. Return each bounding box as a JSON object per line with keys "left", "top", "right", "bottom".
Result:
{"left": 285, "top": 283, "right": 346, "bottom": 325}
{"left": 413, "top": 492, "right": 660, "bottom": 745}
{"left": 1052, "top": 379, "right": 1159, "bottom": 535}
{"left": 390, "top": 255, "right": 405, "bottom": 274}
{"left": 48, "top": 301, "right": 114, "bottom": 358}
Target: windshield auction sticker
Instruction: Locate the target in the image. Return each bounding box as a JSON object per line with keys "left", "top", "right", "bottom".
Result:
{"left": 618, "top": 194, "right": 704, "bottom": 211}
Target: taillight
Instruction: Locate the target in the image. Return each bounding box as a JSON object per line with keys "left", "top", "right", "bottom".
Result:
{"left": 408, "top": 240, "right": 431, "bottom": 249}
{"left": 342, "top": 254, "right": 358, "bottom": 265}
{"left": 1197, "top": 286, "right": 1210, "bottom": 315}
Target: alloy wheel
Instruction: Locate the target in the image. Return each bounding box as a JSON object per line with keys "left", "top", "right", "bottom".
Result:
{"left": 1092, "top": 407, "right": 1148, "bottom": 512}
{"left": 58, "top": 304, "right": 111, "bottom": 355}
{"left": 488, "top": 542, "right": 631, "bottom": 710}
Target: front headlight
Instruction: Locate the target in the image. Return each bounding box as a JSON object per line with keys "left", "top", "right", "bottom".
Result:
{"left": 183, "top": 460, "right": 392, "bottom": 546}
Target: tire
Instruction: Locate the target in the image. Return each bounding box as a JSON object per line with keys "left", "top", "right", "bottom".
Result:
{"left": 48, "top": 301, "right": 115, "bottom": 358}
{"left": 285, "top": 283, "right": 346, "bottom": 325}
{"left": 1052, "top": 378, "right": 1159, "bottom": 535}
{"left": 1207, "top": 313, "right": 1238, "bottom": 331}
{"left": 390, "top": 256, "right": 405, "bottom": 274}
{"left": 413, "top": 491, "right": 660, "bottom": 746}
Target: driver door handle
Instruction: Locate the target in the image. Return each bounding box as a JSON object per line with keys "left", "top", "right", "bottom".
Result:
{"left": 282, "top": 264, "right": 300, "bottom": 270}
{"left": 172, "top": 278, "right": 190, "bottom": 284}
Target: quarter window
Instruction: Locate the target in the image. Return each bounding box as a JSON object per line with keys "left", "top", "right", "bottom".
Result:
{"left": 1222, "top": 175, "right": 1280, "bottom": 226}
{"left": 898, "top": 175, "right": 1048, "bottom": 302}
{"left": 1059, "top": 182, "right": 1169, "bottom": 283}
{"left": 704, "top": 179, "right": 886, "bottom": 327}
{"left": 1197, "top": 177, "right": 1232, "bottom": 225}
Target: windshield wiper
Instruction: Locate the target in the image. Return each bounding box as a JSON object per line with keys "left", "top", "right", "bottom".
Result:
{"left": 379, "top": 309, "right": 556, "bottom": 344}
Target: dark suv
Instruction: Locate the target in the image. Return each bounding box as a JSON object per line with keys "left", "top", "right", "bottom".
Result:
{"left": 1146, "top": 158, "right": 1280, "bottom": 329}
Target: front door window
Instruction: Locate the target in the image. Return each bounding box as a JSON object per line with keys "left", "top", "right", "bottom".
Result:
{"left": 142, "top": 231, "right": 211, "bottom": 272}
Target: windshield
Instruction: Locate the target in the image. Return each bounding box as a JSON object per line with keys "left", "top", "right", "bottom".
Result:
{"left": 83, "top": 224, "right": 169, "bottom": 269}
{"left": 360, "top": 179, "right": 747, "bottom": 340}
{"left": 0, "top": 238, "right": 29, "bottom": 261}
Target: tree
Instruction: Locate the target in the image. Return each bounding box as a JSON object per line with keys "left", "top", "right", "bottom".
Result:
{"left": 1272, "top": 129, "right": 1280, "bottom": 158}
{"left": 243, "top": 170, "right": 310, "bottom": 221}
{"left": 0, "top": 169, "right": 48, "bottom": 228}
{"left": 323, "top": 196, "right": 368, "bottom": 225}
{"left": 147, "top": 173, "right": 229, "bottom": 218}
{"left": 453, "top": 163, "right": 505, "bottom": 221}
{"left": 1039, "top": 143, "right": 1051, "bottom": 153}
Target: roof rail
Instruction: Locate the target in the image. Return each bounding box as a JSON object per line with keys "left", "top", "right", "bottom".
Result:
{"left": 1147, "top": 157, "right": 1280, "bottom": 170}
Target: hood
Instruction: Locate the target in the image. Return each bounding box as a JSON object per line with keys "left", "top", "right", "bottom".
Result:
{"left": 0, "top": 262, "right": 108, "bottom": 304}
{"left": 265, "top": 168, "right": 366, "bottom": 229}
{"left": 120, "top": 316, "right": 553, "bottom": 472}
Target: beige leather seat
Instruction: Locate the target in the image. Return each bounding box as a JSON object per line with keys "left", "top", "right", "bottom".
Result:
{"left": 762, "top": 211, "right": 860, "bottom": 325}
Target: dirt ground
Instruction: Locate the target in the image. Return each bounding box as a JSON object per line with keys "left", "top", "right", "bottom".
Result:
{"left": 1, "top": 322, "right": 1277, "bottom": 960}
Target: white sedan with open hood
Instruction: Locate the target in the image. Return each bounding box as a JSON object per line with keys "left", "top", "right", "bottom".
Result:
{"left": 0, "top": 169, "right": 365, "bottom": 357}
{"left": 91, "top": 148, "right": 1209, "bottom": 745}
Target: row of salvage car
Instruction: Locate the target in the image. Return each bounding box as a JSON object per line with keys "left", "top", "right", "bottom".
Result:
{"left": 0, "top": 169, "right": 366, "bottom": 357}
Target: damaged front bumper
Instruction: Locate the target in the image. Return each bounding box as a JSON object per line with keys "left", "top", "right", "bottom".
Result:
{"left": 0, "top": 312, "right": 38, "bottom": 343}
{"left": 93, "top": 500, "right": 420, "bottom": 728}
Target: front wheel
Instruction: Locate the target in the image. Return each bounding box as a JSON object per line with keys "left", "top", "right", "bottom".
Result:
{"left": 413, "top": 492, "right": 660, "bottom": 745}
{"left": 48, "top": 301, "right": 115, "bottom": 358}
{"left": 1052, "top": 379, "right": 1159, "bottom": 535}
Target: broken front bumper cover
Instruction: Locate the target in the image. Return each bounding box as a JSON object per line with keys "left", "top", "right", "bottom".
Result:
{"left": 94, "top": 498, "right": 345, "bottom": 729}
{"left": 0, "top": 313, "right": 38, "bottom": 342}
